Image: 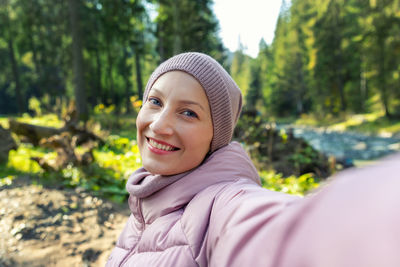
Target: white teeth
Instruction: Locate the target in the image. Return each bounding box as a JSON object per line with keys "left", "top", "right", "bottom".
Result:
{"left": 149, "top": 138, "right": 175, "bottom": 151}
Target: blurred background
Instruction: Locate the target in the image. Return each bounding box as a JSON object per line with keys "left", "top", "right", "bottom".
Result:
{"left": 1, "top": 0, "right": 400, "bottom": 266}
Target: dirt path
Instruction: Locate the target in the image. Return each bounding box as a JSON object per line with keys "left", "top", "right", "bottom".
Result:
{"left": 0, "top": 177, "right": 130, "bottom": 267}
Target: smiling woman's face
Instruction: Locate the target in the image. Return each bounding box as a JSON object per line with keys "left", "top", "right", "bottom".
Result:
{"left": 136, "top": 71, "right": 213, "bottom": 176}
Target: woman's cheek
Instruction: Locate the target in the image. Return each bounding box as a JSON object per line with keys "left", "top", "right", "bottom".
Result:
{"left": 136, "top": 109, "right": 149, "bottom": 146}
{"left": 136, "top": 108, "right": 150, "bottom": 130}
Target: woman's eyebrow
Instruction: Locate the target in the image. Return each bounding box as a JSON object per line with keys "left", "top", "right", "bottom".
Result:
{"left": 149, "top": 88, "right": 163, "bottom": 96}
{"left": 178, "top": 100, "right": 206, "bottom": 111}
{"left": 150, "top": 88, "right": 206, "bottom": 111}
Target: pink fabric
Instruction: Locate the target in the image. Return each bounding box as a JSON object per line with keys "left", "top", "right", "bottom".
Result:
{"left": 107, "top": 144, "right": 400, "bottom": 267}
{"left": 274, "top": 152, "right": 400, "bottom": 267}
{"left": 208, "top": 152, "right": 400, "bottom": 267}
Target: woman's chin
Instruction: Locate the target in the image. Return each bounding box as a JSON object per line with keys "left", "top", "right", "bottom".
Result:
{"left": 142, "top": 162, "right": 178, "bottom": 176}
{"left": 142, "top": 162, "right": 195, "bottom": 176}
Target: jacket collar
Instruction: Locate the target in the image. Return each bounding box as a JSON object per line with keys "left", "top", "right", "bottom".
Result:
{"left": 126, "top": 142, "right": 261, "bottom": 225}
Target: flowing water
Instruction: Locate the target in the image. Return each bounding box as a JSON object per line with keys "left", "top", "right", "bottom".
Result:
{"left": 278, "top": 124, "right": 400, "bottom": 163}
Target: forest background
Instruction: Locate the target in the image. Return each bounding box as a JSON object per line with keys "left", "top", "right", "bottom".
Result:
{"left": 1, "top": 0, "right": 400, "bottom": 265}
{"left": 1, "top": 0, "right": 400, "bottom": 200}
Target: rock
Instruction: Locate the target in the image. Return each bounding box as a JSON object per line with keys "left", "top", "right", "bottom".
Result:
{"left": 82, "top": 248, "right": 101, "bottom": 262}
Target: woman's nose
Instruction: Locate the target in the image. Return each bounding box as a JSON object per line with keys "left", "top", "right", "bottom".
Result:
{"left": 149, "top": 110, "right": 174, "bottom": 136}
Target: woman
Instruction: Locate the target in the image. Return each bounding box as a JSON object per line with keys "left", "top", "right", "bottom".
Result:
{"left": 107, "top": 52, "right": 400, "bottom": 267}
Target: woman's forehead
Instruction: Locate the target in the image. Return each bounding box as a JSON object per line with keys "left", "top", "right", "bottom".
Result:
{"left": 151, "top": 71, "right": 207, "bottom": 100}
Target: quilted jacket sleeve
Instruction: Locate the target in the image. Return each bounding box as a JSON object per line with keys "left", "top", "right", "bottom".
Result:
{"left": 207, "top": 153, "right": 400, "bottom": 267}
{"left": 207, "top": 179, "right": 299, "bottom": 267}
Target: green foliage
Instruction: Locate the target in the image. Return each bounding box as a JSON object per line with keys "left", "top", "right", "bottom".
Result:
{"left": 2, "top": 0, "right": 400, "bottom": 120}
{"left": 260, "top": 171, "right": 319, "bottom": 196}
{"left": 0, "top": 164, "right": 25, "bottom": 186}
{"left": 93, "top": 103, "right": 120, "bottom": 129}
{"left": 0, "top": 114, "right": 143, "bottom": 203}
{"left": 27, "top": 94, "right": 54, "bottom": 117}
{"left": 94, "top": 137, "right": 142, "bottom": 179}
{"left": 235, "top": 112, "right": 331, "bottom": 178}
{"left": 288, "top": 146, "right": 320, "bottom": 174}
{"left": 256, "top": 0, "right": 400, "bottom": 118}
{"left": 16, "top": 113, "right": 64, "bottom": 128}
{"left": 155, "top": 0, "right": 225, "bottom": 61}
{"left": 231, "top": 44, "right": 252, "bottom": 98}
{"left": 7, "top": 144, "right": 50, "bottom": 174}
{"left": 0, "top": 116, "right": 9, "bottom": 128}
{"left": 28, "top": 97, "right": 42, "bottom": 116}
{"left": 0, "top": 0, "right": 155, "bottom": 116}
{"left": 0, "top": 134, "right": 142, "bottom": 203}
{"left": 0, "top": 176, "right": 14, "bottom": 187}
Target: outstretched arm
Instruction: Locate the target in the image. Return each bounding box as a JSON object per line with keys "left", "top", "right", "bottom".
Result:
{"left": 208, "top": 153, "right": 400, "bottom": 267}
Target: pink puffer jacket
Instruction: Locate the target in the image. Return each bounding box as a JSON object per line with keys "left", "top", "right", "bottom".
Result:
{"left": 106, "top": 142, "right": 298, "bottom": 266}
{"left": 107, "top": 142, "right": 400, "bottom": 267}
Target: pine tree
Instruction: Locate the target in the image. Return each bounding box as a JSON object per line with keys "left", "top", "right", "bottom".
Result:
{"left": 155, "top": 0, "right": 225, "bottom": 61}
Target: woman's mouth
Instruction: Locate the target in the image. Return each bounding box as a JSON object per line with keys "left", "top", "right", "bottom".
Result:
{"left": 146, "top": 137, "right": 180, "bottom": 152}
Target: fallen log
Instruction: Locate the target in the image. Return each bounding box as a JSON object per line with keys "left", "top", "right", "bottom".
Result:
{"left": 0, "top": 125, "right": 18, "bottom": 164}
{"left": 31, "top": 132, "right": 95, "bottom": 171}
{"left": 7, "top": 102, "right": 103, "bottom": 172}
{"left": 8, "top": 119, "right": 63, "bottom": 146}
{"left": 8, "top": 119, "right": 104, "bottom": 147}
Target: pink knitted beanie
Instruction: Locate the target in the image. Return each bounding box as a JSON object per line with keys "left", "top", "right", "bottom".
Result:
{"left": 143, "top": 52, "right": 242, "bottom": 152}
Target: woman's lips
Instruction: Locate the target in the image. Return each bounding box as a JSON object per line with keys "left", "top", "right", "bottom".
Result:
{"left": 146, "top": 137, "right": 180, "bottom": 155}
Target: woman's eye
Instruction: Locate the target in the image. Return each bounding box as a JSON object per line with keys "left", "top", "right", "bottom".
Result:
{"left": 148, "top": 98, "right": 161, "bottom": 106}
{"left": 182, "top": 110, "right": 198, "bottom": 118}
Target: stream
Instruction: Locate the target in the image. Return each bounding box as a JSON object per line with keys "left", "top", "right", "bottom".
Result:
{"left": 278, "top": 124, "right": 400, "bottom": 162}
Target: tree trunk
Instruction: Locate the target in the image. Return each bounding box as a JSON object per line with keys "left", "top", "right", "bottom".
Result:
{"left": 158, "top": 23, "right": 165, "bottom": 62}
{"left": 106, "top": 41, "right": 116, "bottom": 108}
{"left": 172, "top": 0, "right": 182, "bottom": 55}
{"left": 95, "top": 47, "right": 103, "bottom": 105}
{"left": 5, "top": 4, "right": 24, "bottom": 113}
{"left": 333, "top": 2, "right": 346, "bottom": 112}
{"left": 295, "top": 50, "right": 305, "bottom": 115}
{"left": 360, "top": 65, "right": 367, "bottom": 112}
{"left": 135, "top": 49, "right": 143, "bottom": 100}
{"left": 26, "top": 5, "right": 42, "bottom": 91}
{"left": 69, "top": 0, "right": 88, "bottom": 121}
{"left": 123, "top": 48, "right": 132, "bottom": 114}
{"left": 8, "top": 36, "right": 24, "bottom": 114}
{"left": 378, "top": 34, "right": 390, "bottom": 118}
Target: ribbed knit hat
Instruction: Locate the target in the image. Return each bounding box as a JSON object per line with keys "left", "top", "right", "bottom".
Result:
{"left": 143, "top": 52, "right": 242, "bottom": 152}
